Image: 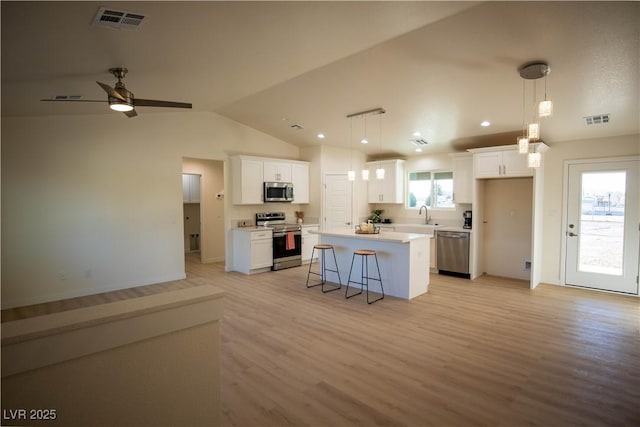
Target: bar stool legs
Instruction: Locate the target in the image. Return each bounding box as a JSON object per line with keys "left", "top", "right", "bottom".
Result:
{"left": 345, "top": 249, "right": 384, "bottom": 304}
{"left": 306, "top": 244, "right": 342, "bottom": 293}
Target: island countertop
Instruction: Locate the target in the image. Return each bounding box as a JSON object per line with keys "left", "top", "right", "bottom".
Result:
{"left": 311, "top": 228, "right": 431, "bottom": 243}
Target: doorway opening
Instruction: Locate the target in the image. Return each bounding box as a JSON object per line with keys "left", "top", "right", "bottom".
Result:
{"left": 182, "top": 158, "right": 225, "bottom": 265}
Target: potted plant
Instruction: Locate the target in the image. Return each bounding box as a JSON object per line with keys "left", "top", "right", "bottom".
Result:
{"left": 369, "top": 209, "right": 384, "bottom": 223}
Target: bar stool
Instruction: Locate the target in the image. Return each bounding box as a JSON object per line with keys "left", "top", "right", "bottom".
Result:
{"left": 345, "top": 249, "right": 384, "bottom": 304}
{"left": 306, "top": 244, "right": 342, "bottom": 293}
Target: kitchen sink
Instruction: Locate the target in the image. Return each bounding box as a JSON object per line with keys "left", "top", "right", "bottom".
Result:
{"left": 392, "top": 224, "right": 446, "bottom": 236}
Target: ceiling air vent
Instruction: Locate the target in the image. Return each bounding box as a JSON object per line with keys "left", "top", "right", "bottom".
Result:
{"left": 410, "top": 138, "right": 429, "bottom": 147}
{"left": 584, "top": 114, "right": 610, "bottom": 126}
{"left": 290, "top": 124, "right": 304, "bottom": 130}
{"left": 92, "top": 7, "right": 148, "bottom": 30}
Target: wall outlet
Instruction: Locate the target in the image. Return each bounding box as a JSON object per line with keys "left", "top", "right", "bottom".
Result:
{"left": 524, "top": 261, "right": 531, "bottom": 270}
{"left": 237, "top": 219, "right": 253, "bottom": 227}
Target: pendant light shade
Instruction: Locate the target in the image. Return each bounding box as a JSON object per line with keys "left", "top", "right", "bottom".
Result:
{"left": 362, "top": 169, "right": 370, "bottom": 180}
{"left": 527, "top": 123, "right": 540, "bottom": 140}
{"left": 376, "top": 167, "right": 385, "bottom": 180}
{"left": 527, "top": 151, "right": 541, "bottom": 168}
{"left": 538, "top": 100, "right": 553, "bottom": 117}
{"left": 518, "top": 136, "right": 530, "bottom": 154}
{"left": 347, "top": 170, "right": 355, "bottom": 181}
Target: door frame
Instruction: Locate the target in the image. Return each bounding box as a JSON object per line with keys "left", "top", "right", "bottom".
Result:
{"left": 560, "top": 155, "right": 640, "bottom": 291}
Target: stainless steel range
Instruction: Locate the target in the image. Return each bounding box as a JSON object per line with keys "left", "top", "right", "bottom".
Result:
{"left": 256, "top": 212, "right": 302, "bottom": 271}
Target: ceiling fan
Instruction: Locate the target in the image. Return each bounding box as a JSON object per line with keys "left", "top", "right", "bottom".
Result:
{"left": 42, "top": 67, "right": 192, "bottom": 118}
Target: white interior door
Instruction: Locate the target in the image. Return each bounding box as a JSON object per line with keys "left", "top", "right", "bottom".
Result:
{"left": 565, "top": 159, "right": 639, "bottom": 294}
{"left": 323, "top": 173, "right": 352, "bottom": 230}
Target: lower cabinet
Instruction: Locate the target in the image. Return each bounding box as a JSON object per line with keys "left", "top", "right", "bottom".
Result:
{"left": 430, "top": 237, "right": 436, "bottom": 271}
{"left": 233, "top": 229, "right": 273, "bottom": 274}
{"left": 301, "top": 226, "right": 319, "bottom": 263}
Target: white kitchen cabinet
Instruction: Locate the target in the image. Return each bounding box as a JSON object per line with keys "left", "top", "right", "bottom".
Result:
{"left": 291, "top": 163, "right": 310, "bottom": 204}
{"left": 263, "top": 161, "right": 292, "bottom": 182}
{"left": 451, "top": 154, "right": 473, "bottom": 204}
{"left": 472, "top": 147, "right": 531, "bottom": 178}
{"left": 182, "top": 174, "right": 201, "bottom": 203}
{"left": 430, "top": 237, "right": 436, "bottom": 271}
{"left": 233, "top": 228, "right": 273, "bottom": 274}
{"left": 366, "top": 159, "right": 405, "bottom": 204}
{"left": 301, "top": 225, "right": 319, "bottom": 263}
{"left": 231, "top": 156, "right": 264, "bottom": 205}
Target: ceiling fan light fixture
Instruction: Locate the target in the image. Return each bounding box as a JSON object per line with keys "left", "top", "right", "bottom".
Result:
{"left": 109, "top": 97, "right": 134, "bottom": 112}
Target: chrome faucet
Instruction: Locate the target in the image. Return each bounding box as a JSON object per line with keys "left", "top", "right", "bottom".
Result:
{"left": 419, "top": 205, "right": 431, "bottom": 224}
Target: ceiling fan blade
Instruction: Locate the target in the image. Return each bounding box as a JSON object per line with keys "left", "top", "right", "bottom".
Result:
{"left": 96, "top": 81, "right": 126, "bottom": 102}
{"left": 41, "top": 99, "right": 106, "bottom": 103}
{"left": 134, "top": 98, "right": 192, "bottom": 109}
{"left": 124, "top": 109, "right": 138, "bottom": 118}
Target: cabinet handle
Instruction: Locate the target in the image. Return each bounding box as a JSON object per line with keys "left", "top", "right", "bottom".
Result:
{"left": 498, "top": 165, "right": 501, "bottom": 175}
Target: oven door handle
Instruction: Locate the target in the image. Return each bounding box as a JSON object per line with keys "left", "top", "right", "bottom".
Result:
{"left": 273, "top": 231, "right": 302, "bottom": 238}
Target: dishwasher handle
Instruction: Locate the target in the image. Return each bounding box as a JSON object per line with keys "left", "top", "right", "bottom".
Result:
{"left": 437, "top": 231, "right": 469, "bottom": 239}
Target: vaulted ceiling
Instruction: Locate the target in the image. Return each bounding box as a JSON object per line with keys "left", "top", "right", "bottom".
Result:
{"left": 2, "top": 1, "right": 638, "bottom": 157}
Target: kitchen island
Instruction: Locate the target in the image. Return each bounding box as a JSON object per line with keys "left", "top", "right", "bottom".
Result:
{"left": 311, "top": 229, "right": 430, "bottom": 299}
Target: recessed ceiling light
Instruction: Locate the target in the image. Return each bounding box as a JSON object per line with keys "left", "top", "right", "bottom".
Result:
{"left": 415, "top": 148, "right": 422, "bottom": 153}
{"left": 361, "top": 138, "right": 368, "bottom": 144}
{"left": 413, "top": 131, "right": 421, "bottom": 137}
{"left": 317, "top": 133, "right": 325, "bottom": 139}
{"left": 481, "top": 121, "right": 491, "bottom": 127}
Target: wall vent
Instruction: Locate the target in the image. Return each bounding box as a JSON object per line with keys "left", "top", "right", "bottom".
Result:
{"left": 92, "top": 7, "right": 148, "bottom": 30}
{"left": 584, "top": 114, "right": 610, "bottom": 126}
{"left": 410, "top": 138, "right": 429, "bottom": 146}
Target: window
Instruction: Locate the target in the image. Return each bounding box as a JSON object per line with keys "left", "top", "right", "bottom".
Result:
{"left": 407, "top": 171, "right": 454, "bottom": 209}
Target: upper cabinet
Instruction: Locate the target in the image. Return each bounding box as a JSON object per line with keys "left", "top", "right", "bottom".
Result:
{"left": 366, "top": 159, "right": 405, "bottom": 204}
{"left": 231, "top": 156, "right": 264, "bottom": 205}
{"left": 470, "top": 143, "right": 549, "bottom": 179}
{"left": 451, "top": 154, "right": 473, "bottom": 204}
{"left": 230, "top": 155, "right": 310, "bottom": 205}
{"left": 263, "top": 161, "right": 292, "bottom": 182}
{"left": 182, "top": 174, "right": 201, "bottom": 203}
{"left": 291, "top": 163, "right": 309, "bottom": 204}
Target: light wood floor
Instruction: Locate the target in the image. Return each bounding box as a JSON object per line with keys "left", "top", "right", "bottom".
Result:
{"left": 4, "top": 256, "right": 640, "bottom": 426}
{"left": 191, "top": 259, "right": 640, "bottom": 427}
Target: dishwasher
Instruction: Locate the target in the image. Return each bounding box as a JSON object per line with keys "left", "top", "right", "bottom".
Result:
{"left": 436, "top": 230, "right": 470, "bottom": 278}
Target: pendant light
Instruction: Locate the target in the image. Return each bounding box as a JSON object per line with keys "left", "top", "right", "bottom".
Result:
{"left": 517, "top": 80, "right": 529, "bottom": 154}
{"left": 518, "top": 61, "right": 553, "bottom": 168}
{"left": 527, "top": 79, "right": 540, "bottom": 141}
{"left": 538, "top": 69, "right": 553, "bottom": 117}
{"left": 361, "top": 115, "right": 369, "bottom": 180}
{"left": 376, "top": 113, "right": 385, "bottom": 179}
{"left": 527, "top": 150, "right": 541, "bottom": 168}
{"left": 345, "top": 107, "right": 386, "bottom": 180}
{"left": 348, "top": 117, "right": 355, "bottom": 181}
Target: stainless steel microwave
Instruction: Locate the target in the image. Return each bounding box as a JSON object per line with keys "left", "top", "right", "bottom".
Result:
{"left": 264, "top": 182, "right": 294, "bottom": 202}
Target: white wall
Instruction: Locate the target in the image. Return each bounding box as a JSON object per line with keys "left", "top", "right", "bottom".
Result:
{"left": 540, "top": 134, "right": 639, "bottom": 285}
{"left": 1, "top": 112, "right": 300, "bottom": 308}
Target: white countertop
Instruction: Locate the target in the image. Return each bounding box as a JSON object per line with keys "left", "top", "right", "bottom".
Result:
{"left": 312, "top": 228, "right": 431, "bottom": 243}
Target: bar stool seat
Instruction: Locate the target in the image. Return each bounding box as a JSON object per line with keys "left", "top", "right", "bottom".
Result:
{"left": 345, "top": 249, "right": 384, "bottom": 304}
{"left": 306, "top": 244, "right": 342, "bottom": 293}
